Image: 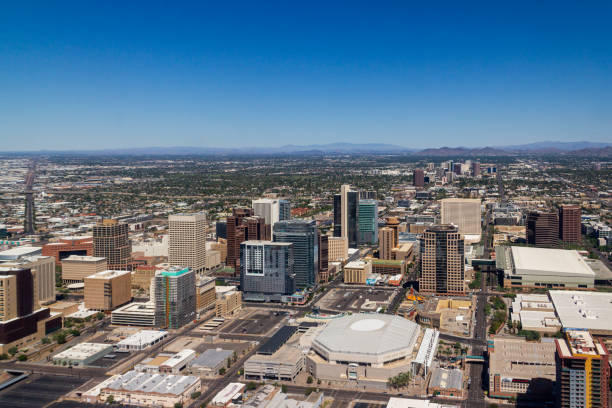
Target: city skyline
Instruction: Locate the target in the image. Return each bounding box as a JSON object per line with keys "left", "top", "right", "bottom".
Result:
{"left": 1, "top": 2, "right": 611, "bottom": 150}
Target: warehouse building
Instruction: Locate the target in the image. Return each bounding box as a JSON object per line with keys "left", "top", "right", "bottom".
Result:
{"left": 135, "top": 349, "right": 196, "bottom": 374}
{"left": 189, "top": 348, "right": 233, "bottom": 376}
{"left": 53, "top": 342, "right": 113, "bottom": 366}
{"left": 115, "top": 330, "right": 168, "bottom": 352}
{"left": 244, "top": 326, "right": 304, "bottom": 382}
{"left": 96, "top": 370, "right": 201, "bottom": 407}
{"left": 497, "top": 246, "right": 595, "bottom": 289}
{"left": 549, "top": 290, "right": 612, "bottom": 336}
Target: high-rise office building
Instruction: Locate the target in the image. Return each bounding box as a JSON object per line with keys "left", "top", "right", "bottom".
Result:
{"left": 273, "top": 220, "right": 318, "bottom": 289}
{"left": 318, "top": 235, "right": 329, "bottom": 282}
{"left": 333, "top": 194, "right": 342, "bottom": 237}
{"left": 244, "top": 216, "right": 267, "bottom": 241}
{"left": 226, "top": 207, "right": 254, "bottom": 271}
{"left": 359, "top": 191, "right": 376, "bottom": 200}
{"left": 93, "top": 219, "right": 132, "bottom": 270}
{"left": 279, "top": 199, "right": 291, "bottom": 221}
{"left": 386, "top": 217, "right": 400, "bottom": 249}
{"left": 379, "top": 227, "right": 395, "bottom": 260}
{"left": 339, "top": 185, "right": 359, "bottom": 248}
{"left": 555, "top": 330, "right": 609, "bottom": 408}
{"left": 471, "top": 161, "right": 481, "bottom": 177}
{"left": 215, "top": 221, "right": 227, "bottom": 239}
{"left": 440, "top": 198, "right": 482, "bottom": 236}
{"left": 153, "top": 266, "right": 196, "bottom": 329}
{"left": 0, "top": 255, "right": 55, "bottom": 304}
{"left": 419, "top": 225, "right": 465, "bottom": 295}
{"left": 527, "top": 211, "right": 559, "bottom": 247}
{"left": 84, "top": 270, "right": 132, "bottom": 311}
{"left": 0, "top": 267, "right": 62, "bottom": 353}
{"left": 358, "top": 199, "right": 378, "bottom": 245}
{"left": 559, "top": 205, "right": 581, "bottom": 244}
{"left": 453, "top": 163, "right": 462, "bottom": 175}
{"left": 413, "top": 169, "right": 425, "bottom": 187}
{"left": 168, "top": 212, "right": 207, "bottom": 274}
{"left": 240, "top": 241, "right": 295, "bottom": 302}
{"left": 252, "top": 198, "right": 279, "bottom": 225}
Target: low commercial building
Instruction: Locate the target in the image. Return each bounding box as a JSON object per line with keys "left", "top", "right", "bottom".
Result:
{"left": 189, "top": 348, "right": 233, "bottom": 376}
{"left": 215, "top": 286, "right": 242, "bottom": 318}
{"left": 84, "top": 269, "right": 132, "bottom": 311}
{"left": 242, "top": 385, "right": 324, "bottom": 408}
{"left": 386, "top": 398, "right": 459, "bottom": 408}
{"left": 370, "top": 258, "right": 405, "bottom": 276}
{"left": 488, "top": 337, "right": 556, "bottom": 399}
{"left": 42, "top": 236, "right": 93, "bottom": 265}
{"left": 130, "top": 265, "right": 157, "bottom": 291}
{"left": 47, "top": 301, "right": 80, "bottom": 317}
{"left": 211, "top": 382, "right": 246, "bottom": 407}
{"left": 549, "top": 290, "right": 612, "bottom": 336}
{"left": 343, "top": 260, "right": 371, "bottom": 284}
{"left": 392, "top": 242, "right": 415, "bottom": 264}
{"left": 416, "top": 299, "right": 473, "bottom": 337}
{"left": 428, "top": 368, "right": 463, "bottom": 398}
{"left": 97, "top": 370, "right": 201, "bottom": 408}
{"left": 497, "top": 246, "right": 595, "bottom": 289}
{"left": 111, "top": 302, "right": 156, "bottom": 326}
{"left": 115, "top": 330, "right": 168, "bottom": 352}
{"left": 61, "top": 255, "right": 107, "bottom": 284}
{"left": 0, "top": 246, "right": 42, "bottom": 261}
{"left": 52, "top": 342, "right": 113, "bottom": 366}
{"left": 135, "top": 349, "right": 196, "bottom": 374}
{"left": 244, "top": 342, "right": 304, "bottom": 382}
{"left": 509, "top": 294, "right": 560, "bottom": 334}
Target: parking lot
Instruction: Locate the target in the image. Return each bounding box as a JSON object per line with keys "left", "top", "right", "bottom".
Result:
{"left": 316, "top": 288, "right": 397, "bottom": 312}
{"left": 0, "top": 374, "right": 87, "bottom": 408}
{"left": 219, "top": 310, "right": 287, "bottom": 336}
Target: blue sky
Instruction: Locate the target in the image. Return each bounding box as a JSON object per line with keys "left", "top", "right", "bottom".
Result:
{"left": 1, "top": 1, "right": 611, "bottom": 150}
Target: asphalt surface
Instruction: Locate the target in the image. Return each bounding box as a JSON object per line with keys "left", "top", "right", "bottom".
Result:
{"left": 0, "top": 374, "right": 87, "bottom": 408}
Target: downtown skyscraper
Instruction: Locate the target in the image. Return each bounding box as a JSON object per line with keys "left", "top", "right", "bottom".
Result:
{"left": 419, "top": 225, "right": 465, "bottom": 295}
{"left": 168, "top": 212, "right": 207, "bottom": 274}
{"left": 273, "top": 220, "right": 318, "bottom": 289}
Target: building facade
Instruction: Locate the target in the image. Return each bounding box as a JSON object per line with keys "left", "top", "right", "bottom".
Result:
{"left": 61, "top": 255, "right": 108, "bottom": 284}
{"left": 559, "top": 205, "right": 581, "bottom": 244}
{"left": 84, "top": 270, "right": 132, "bottom": 311}
{"left": 153, "top": 267, "right": 196, "bottom": 329}
{"left": 358, "top": 199, "right": 378, "bottom": 245}
{"left": 527, "top": 211, "right": 559, "bottom": 247}
{"left": 240, "top": 241, "right": 295, "bottom": 301}
{"left": 419, "top": 225, "right": 465, "bottom": 295}
{"left": 93, "top": 220, "right": 131, "bottom": 270}
{"left": 279, "top": 199, "right": 291, "bottom": 221}
{"left": 413, "top": 169, "right": 425, "bottom": 187}
{"left": 379, "top": 227, "right": 395, "bottom": 260}
{"left": 168, "top": 212, "right": 207, "bottom": 274}
{"left": 273, "top": 220, "right": 318, "bottom": 289}
{"left": 440, "top": 198, "right": 481, "bottom": 236}
{"left": 327, "top": 237, "right": 348, "bottom": 262}
{"left": 226, "top": 207, "right": 254, "bottom": 271}
{"left": 41, "top": 236, "right": 93, "bottom": 265}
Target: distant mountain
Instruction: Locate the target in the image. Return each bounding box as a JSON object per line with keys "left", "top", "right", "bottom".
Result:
{"left": 500, "top": 141, "right": 611, "bottom": 151}
{"left": 414, "top": 146, "right": 510, "bottom": 157}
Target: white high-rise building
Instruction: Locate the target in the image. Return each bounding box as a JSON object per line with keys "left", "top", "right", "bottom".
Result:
{"left": 252, "top": 198, "right": 280, "bottom": 227}
{"left": 168, "top": 212, "right": 207, "bottom": 274}
{"left": 340, "top": 184, "right": 351, "bottom": 240}
{"left": 440, "top": 198, "right": 481, "bottom": 236}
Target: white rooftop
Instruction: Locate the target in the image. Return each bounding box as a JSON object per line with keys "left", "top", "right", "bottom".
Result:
{"left": 53, "top": 342, "right": 111, "bottom": 361}
{"left": 63, "top": 255, "right": 106, "bottom": 262}
{"left": 0, "top": 246, "right": 42, "bottom": 259}
{"left": 103, "top": 370, "right": 199, "bottom": 396}
{"left": 387, "top": 398, "right": 458, "bottom": 408}
{"left": 510, "top": 247, "right": 595, "bottom": 277}
{"left": 116, "top": 330, "right": 168, "bottom": 347}
{"left": 85, "top": 269, "right": 131, "bottom": 279}
{"left": 549, "top": 290, "right": 612, "bottom": 332}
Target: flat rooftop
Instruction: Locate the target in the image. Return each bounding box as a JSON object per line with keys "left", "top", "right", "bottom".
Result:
{"left": 102, "top": 370, "right": 199, "bottom": 396}
{"left": 116, "top": 330, "right": 168, "bottom": 347}
{"left": 489, "top": 337, "right": 556, "bottom": 379}
{"left": 53, "top": 342, "right": 111, "bottom": 360}
{"left": 549, "top": 290, "right": 612, "bottom": 332}
{"left": 63, "top": 255, "right": 106, "bottom": 262}
{"left": 85, "top": 269, "right": 131, "bottom": 279}
{"left": 510, "top": 247, "right": 595, "bottom": 277}
{"left": 557, "top": 330, "right": 608, "bottom": 358}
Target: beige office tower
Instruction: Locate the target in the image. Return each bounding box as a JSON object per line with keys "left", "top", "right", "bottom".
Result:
{"left": 440, "top": 198, "right": 482, "bottom": 236}
{"left": 0, "top": 255, "right": 55, "bottom": 305}
{"left": 419, "top": 225, "right": 465, "bottom": 295}
{"left": 61, "top": 255, "right": 108, "bottom": 284}
{"left": 327, "top": 237, "right": 348, "bottom": 262}
{"left": 84, "top": 270, "right": 132, "bottom": 311}
{"left": 93, "top": 219, "right": 132, "bottom": 270}
{"left": 168, "top": 212, "right": 207, "bottom": 274}
{"left": 379, "top": 227, "right": 395, "bottom": 260}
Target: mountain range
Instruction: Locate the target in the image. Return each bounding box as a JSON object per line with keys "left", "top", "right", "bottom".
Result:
{"left": 4, "top": 141, "right": 611, "bottom": 156}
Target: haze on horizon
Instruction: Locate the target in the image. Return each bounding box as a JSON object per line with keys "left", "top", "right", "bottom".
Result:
{"left": 1, "top": 2, "right": 611, "bottom": 150}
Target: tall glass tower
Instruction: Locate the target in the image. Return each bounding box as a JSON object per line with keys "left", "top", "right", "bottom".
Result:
{"left": 273, "top": 220, "right": 318, "bottom": 289}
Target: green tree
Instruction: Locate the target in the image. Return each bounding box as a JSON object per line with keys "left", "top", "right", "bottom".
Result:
{"left": 0, "top": 354, "right": 8, "bottom": 360}
{"left": 8, "top": 346, "right": 18, "bottom": 356}
{"left": 17, "top": 354, "right": 27, "bottom": 362}
{"left": 306, "top": 375, "right": 314, "bottom": 384}
{"left": 246, "top": 381, "right": 257, "bottom": 390}
{"left": 191, "top": 391, "right": 201, "bottom": 399}
{"left": 41, "top": 337, "right": 51, "bottom": 344}
{"left": 106, "top": 395, "right": 114, "bottom": 404}
{"left": 219, "top": 367, "right": 226, "bottom": 375}
{"left": 174, "top": 403, "right": 183, "bottom": 408}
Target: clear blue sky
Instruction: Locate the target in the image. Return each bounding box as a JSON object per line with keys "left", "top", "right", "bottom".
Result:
{"left": 1, "top": 1, "right": 611, "bottom": 150}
